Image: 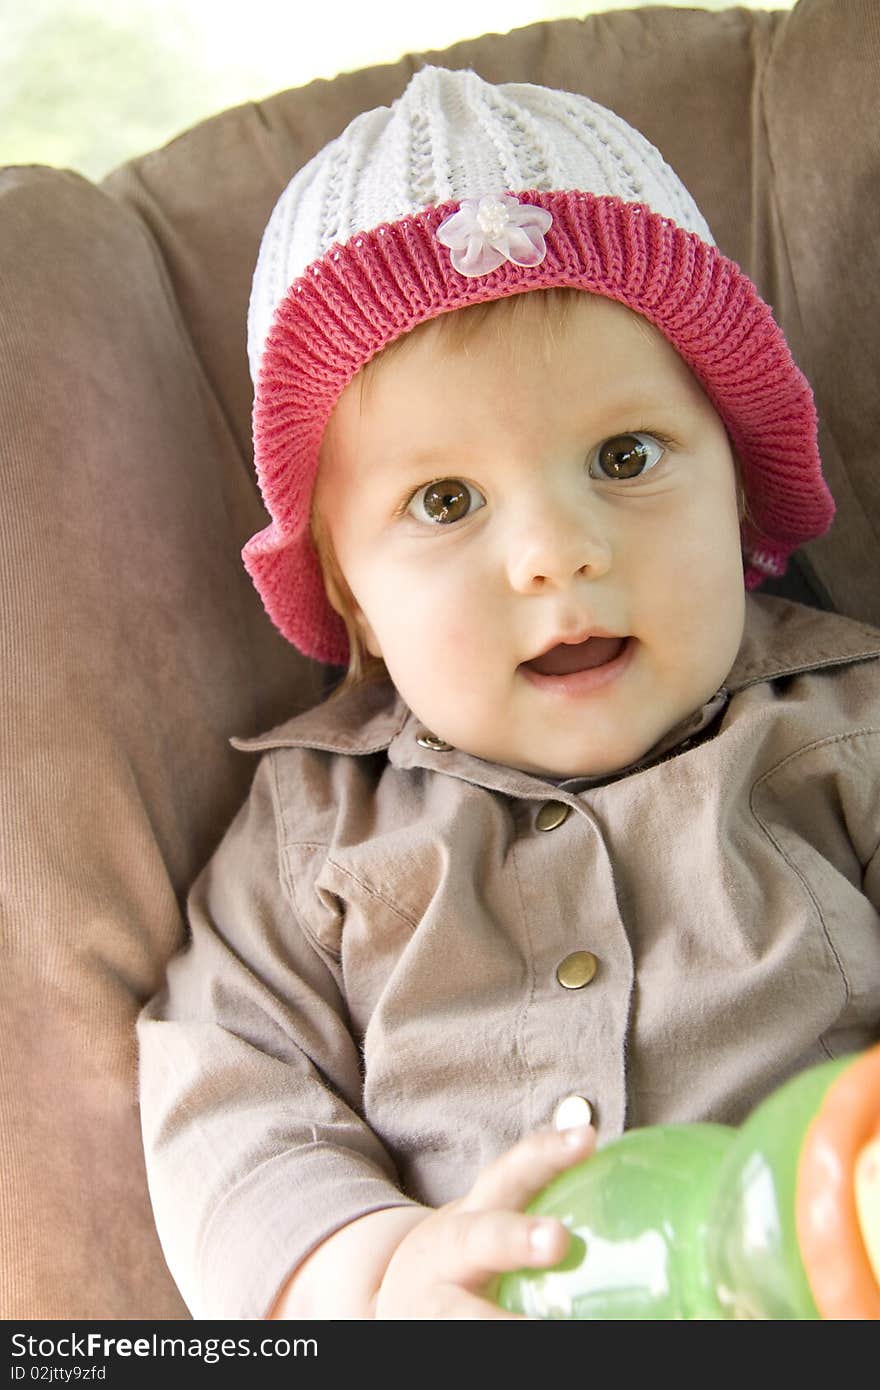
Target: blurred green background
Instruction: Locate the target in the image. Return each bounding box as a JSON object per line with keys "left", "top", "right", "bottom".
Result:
{"left": 1, "top": 0, "right": 796, "bottom": 181}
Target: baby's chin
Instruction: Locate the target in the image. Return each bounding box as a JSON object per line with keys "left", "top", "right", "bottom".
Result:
{"left": 506, "top": 751, "right": 644, "bottom": 781}
{"left": 456, "top": 733, "right": 655, "bottom": 782}
{"left": 399, "top": 674, "right": 686, "bottom": 780}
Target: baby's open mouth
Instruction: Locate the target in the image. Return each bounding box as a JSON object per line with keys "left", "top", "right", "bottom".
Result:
{"left": 522, "top": 635, "right": 628, "bottom": 676}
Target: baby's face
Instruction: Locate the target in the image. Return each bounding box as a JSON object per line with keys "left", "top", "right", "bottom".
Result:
{"left": 315, "top": 293, "right": 746, "bottom": 778}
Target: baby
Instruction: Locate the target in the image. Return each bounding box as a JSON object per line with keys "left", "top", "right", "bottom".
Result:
{"left": 137, "top": 67, "right": 880, "bottom": 1320}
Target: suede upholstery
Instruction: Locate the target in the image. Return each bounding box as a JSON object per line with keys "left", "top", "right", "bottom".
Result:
{"left": 1, "top": 0, "right": 877, "bottom": 1318}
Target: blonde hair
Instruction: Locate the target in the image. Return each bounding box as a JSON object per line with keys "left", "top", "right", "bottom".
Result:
{"left": 310, "top": 289, "right": 751, "bottom": 696}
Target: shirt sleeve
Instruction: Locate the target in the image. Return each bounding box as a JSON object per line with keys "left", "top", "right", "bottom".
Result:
{"left": 136, "top": 752, "right": 421, "bottom": 1320}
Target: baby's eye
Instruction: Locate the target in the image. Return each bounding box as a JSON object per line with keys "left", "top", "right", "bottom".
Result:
{"left": 590, "top": 432, "right": 667, "bottom": 481}
{"left": 406, "top": 478, "right": 487, "bottom": 525}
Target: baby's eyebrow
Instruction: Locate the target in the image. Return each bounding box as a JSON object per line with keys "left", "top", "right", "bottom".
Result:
{"left": 378, "top": 445, "right": 464, "bottom": 475}
{"left": 369, "top": 392, "right": 699, "bottom": 478}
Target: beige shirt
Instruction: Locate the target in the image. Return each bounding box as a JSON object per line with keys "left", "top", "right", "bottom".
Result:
{"left": 137, "top": 593, "right": 880, "bottom": 1319}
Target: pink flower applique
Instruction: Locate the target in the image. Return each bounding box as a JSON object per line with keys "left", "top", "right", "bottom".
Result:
{"left": 435, "top": 193, "right": 553, "bottom": 277}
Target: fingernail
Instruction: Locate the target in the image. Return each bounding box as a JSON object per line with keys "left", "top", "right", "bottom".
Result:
{"left": 529, "top": 1220, "right": 561, "bottom": 1256}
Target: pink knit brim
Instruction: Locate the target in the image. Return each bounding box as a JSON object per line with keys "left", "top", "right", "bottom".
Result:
{"left": 246, "top": 190, "right": 835, "bottom": 666}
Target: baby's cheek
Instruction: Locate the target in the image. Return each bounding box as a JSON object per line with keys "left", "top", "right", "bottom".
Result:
{"left": 445, "top": 614, "right": 505, "bottom": 685}
{"left": 405, "top": 592, "right": 481, "bottom": 661}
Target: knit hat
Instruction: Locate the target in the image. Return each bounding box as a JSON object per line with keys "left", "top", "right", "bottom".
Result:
{"left": 246, "top": 66, "right": 835, "bottom": 666}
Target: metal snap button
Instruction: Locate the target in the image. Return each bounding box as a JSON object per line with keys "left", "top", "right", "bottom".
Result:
{"left": 553, "top": 1095, "right": 594, "bottom": 1129}
{"left": 416, "top": 734, "right": 453, "bottom": 751}
{"left": 535, "top": 800, "right": 571, "bottom": 831}
{"left": 555, "top": 951, "right": 599, "bottom": 989}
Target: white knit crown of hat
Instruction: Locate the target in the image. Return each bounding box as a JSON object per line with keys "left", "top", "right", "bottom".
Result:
{"left": 247, "top": 64, "right": 714, "bottom": 382}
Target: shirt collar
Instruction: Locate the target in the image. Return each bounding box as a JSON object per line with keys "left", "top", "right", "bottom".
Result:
{"left": 231, "top": 595, "right": 880, "bottom": 790}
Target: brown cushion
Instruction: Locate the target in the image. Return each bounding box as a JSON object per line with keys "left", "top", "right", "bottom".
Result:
{"left": 758, "top": 0, "right": 880, "bottom": 622}
{"left": 0, "top": 168, "right": 320, "bottom": 1318}
{"left": 2, "top": 0, "right": 877, "bottom": 1318}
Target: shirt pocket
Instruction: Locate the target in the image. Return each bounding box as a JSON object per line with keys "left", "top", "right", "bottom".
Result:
{"left": 282, "top": 841, "right": 347, "bottom": 962}
{"left": 282, "top": 838, "right": 421, "bottom": 1027}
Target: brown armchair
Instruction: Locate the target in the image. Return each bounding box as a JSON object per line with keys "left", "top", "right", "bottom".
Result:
{"left": 1, "top": 0, "right": 877, "bottom": 1318}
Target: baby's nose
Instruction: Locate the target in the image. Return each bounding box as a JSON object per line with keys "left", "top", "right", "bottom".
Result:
{"left": 505, "top": 505, "right": 612, "bottom": 592}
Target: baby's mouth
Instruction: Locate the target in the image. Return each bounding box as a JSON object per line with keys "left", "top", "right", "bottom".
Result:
{"left": 522, "top": 635, "right": 628, "bottom": 676}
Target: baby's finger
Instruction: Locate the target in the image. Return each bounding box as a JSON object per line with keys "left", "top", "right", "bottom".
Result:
{"left": 460, "top": 1124, "right": 595, "bottom": 1214}
{"left": 431, "top": 1207, "right": 571, "bottom": 1290}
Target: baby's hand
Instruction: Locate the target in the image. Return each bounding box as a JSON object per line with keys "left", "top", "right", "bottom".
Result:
{"left": 374, "top": 1125, "right": 595, "bottom": 1319}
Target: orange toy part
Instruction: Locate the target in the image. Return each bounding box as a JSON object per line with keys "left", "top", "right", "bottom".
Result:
{"left": 796, "top": 1042, "right": 880, "bottom": 1319}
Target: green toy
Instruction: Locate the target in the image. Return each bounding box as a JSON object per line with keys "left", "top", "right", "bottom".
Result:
{"left": 497, "top": 1043, "right": 880, "bottom": 1319}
